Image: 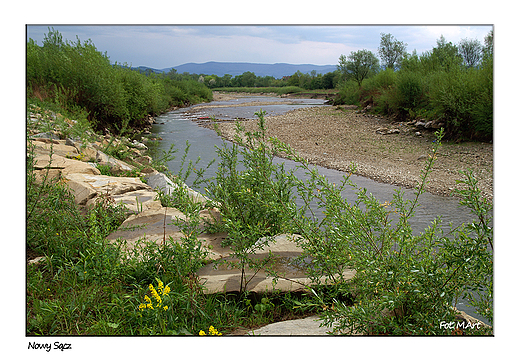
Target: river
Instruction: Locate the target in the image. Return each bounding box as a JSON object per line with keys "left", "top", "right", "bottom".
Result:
{"left": 150, "top": 95, "right": 490, "bottom": 324}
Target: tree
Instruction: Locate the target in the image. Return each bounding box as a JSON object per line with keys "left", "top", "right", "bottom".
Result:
{"left": 338, "top": 50, "right": 380, "bottom": 86}
{"left": 431, "top": 35, "right": 462, "bottom": 71}
{"left": 378, "top": 33, "right": 407, "bottom": 70}
{"left": 458, "top": 38, "right": 483, "bottom": 68}
{"left": 483, "top": 30, "right": 494, "bottom": 60}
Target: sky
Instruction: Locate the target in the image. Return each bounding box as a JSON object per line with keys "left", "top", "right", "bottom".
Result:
{"left": 26, "top": 25, "right": 493, "bottom": 70}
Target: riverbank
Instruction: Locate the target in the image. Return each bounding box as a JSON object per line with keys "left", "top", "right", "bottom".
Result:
{"left": 205, "top": 93, "right": 493, "bottom": 201}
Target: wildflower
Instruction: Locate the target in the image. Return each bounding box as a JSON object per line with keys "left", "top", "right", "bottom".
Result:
{"left": 208, "top": 326, "right": 222, "bottom": 336}
{"left": 149, "top": 284, "right": 162, "bottom": 305}
{"left": 199, "top": 330, "right": 206, "bottom": 336}
{"left": 163, "top": 306, "right": 168, "bottom": 311}
{"left": 163, "top": 285, "right": 171, "bottom": 296}
{"left": 157, "top": 279, "right": 164, "bottom": 293}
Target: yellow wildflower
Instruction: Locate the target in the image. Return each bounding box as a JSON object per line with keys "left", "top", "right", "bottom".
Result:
{"left": 199, "top": 330, "right": 206, "bottom": 336}
{"left": 208, "top": 326, "right": 222, "bottom": 336}
{"left": 163, "top": 306, "right": 168, "bottom": 311}
{"left": 163, "top": 285, "right": 171, "bottom": 296}
{"left": 157, "top": 279, "right": 164, "bottom": 293}
{"left": 149, "top": 284, "right": 162, "bottom": 304}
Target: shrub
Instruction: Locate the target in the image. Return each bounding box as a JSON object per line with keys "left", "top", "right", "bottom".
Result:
{"left": 272, "top": 129, "right": 493, "bottom": 335}
{"left": 206, "top": 111, "right": 298, "bottom": 292}
{"left": 334, "top": 80, "right": 361, "bottom": 106}
{"left": 27, "top": 28, "right": 213, "bottom": 135}
{"left": 429, "top": 63, "right": 493, "bottom": 140}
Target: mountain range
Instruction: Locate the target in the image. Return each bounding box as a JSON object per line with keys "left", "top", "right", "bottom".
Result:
{"left": 135, "top": 61, "right": 338, "bottom": 78}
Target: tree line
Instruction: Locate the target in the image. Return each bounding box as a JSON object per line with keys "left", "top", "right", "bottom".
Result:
{"left": 335, "top": 32, "right": 493, "bottom": 141}
{"left": 27, "top": 28, "right": 213, "bottom": 134}
{"left": 196, "top": 69, "right": 340, "bottom": 90}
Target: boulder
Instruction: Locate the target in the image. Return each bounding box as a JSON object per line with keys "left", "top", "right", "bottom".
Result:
{"left": 145, "top": 172, "right": 209, "bottom": 204}
{"left": 33, "top": 153, "right": 101, "bottom": 176}
{"left": 104, "top": 189, "right": 162, "bottom": 213}
{"left": 29, "top": 139, "right": 79, "bottom": 158}
{"left": 106, "top": 207, "right": 229, "bottom": 260}
{"left": 96, "top": 150, "right": 134, "bottom": 173}
{"left": 63, "top": 173, "right": 157, "bottom": 211}
{"left": 246, "top": 315, "right": 341, "bottom": 336}
{"left": 196, "top": 234, "right": 356, "bottom": 294}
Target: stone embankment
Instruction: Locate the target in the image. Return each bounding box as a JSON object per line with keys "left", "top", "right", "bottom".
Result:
{"left": 27, "top": 110, "right": 355, "bottom": 334}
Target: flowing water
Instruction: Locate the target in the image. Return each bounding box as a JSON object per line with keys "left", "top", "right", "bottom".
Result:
{"left": 150, "top": 96, "right": 491, "bottom": 324}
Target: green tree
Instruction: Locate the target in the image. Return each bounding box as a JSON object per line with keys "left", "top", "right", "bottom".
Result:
{"left": 378, "top": 33, "right": 407, "bottom": 70}
{"left": 423, "top": 35, "right": 462, "bottom": 72}
{"left": 483, "top": 30, "right": 494, "bottom": 60}
{"left": 338, "top": 50, "right": 380, "bottom": 86}
{"left": 458, "top": 38, "right": 483, "bottom": 68}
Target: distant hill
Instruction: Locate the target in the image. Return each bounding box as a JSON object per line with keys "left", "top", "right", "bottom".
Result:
{"left": 148, "top": 61, "right": 337, "bottom": 78}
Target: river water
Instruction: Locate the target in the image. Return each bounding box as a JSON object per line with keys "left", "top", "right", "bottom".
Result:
{"left": 150, "top": 96, "right": 490, "bottom": 323}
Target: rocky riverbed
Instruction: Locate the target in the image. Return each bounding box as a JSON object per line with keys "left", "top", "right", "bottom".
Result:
{"left": 208, "top": 92, "right": 493, "bottom": 202}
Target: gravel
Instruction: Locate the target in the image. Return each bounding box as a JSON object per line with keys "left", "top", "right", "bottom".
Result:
{"left": 204, "top": 94, "right": 493, "bottom": 202}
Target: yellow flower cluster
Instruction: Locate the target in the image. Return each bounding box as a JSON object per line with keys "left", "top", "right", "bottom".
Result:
{"left": 199, "top": 326, "right": 222, "bottom": 336}
{"left": 139, "top": 279, "right": 171, "bottom": 312}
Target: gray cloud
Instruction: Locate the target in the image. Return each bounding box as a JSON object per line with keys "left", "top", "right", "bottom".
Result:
{"left": 26, "top": 25, "right": 492, "bottom": 69}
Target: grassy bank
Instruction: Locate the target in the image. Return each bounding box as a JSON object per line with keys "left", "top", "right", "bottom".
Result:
{"left": 27, "top": 28, "right": 213, "bottom": 135}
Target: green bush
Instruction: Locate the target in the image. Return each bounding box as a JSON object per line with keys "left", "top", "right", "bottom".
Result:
{"left": 395, "top": 70, "right": 427, "bottom": 111}
{"left": 206, "top": 111, "right": 298, "bottom": 292}
{"left": 271, "top": 129, "right": 493, "bottom": 335}
{"left": 27, "top": 28, "right": 213, "bottom": 134}
{"left": 335, "top": 80, "right": 361, "bottom": 106}
{"left": 429, "top": 61, "right": 493, "bottom": 140}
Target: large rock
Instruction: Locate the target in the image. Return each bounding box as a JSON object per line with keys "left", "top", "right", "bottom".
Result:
{"left": 96, "top": 150, "right": 134, "bottom": 173}
{"left": 33, "top": 153, "right": 101, "bottom": 176}
{"left": 246, "top": 315, "right": 341, "bottom": 336}
{"left": 63, "top": 173, "right": 160, "bottom": 211}
{"left": 145, "top": 172, "right": 209, "bottom": 204}
{"left": 106, "top": 207, "right": 229, "bottom": 260}
{"left": 29, "top": 139, "right": 80, "bottom": 158}
{"left": 196, "top": 234, "right": 356, "bottom": 294}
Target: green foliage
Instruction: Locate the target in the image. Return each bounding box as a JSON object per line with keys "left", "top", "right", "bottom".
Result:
{"left": 334, "top": 33, "right": 493, "bottom": 141}
{"left": 335, "top": 80, "right": 362, "bottom": 106}
{"left": 338, "top": 50, "right": 380, "bottom": 86}
{"left": 429, "top": 60, "right": 493, "bottom": 140}
{"left": 26, "top": 28, "right": 213, "bottom": 134}
{"left": 271, "top": 129, "right": 493, "bottom": 335}
{"left": 378, "top": 33, "right": 407, "bottom": 70}
{"left": 206, "top": 111, "right": 298, "bottom": 292}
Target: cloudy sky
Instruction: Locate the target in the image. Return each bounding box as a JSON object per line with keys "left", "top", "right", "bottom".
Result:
{"left": 26, "top": 25, "right": 492, "bottom": 70}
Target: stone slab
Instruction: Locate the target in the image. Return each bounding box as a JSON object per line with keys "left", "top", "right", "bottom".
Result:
{"left": 246, "top": 315, "right": 337, "bottom": 336}
{"left": 145, "top": 172, "right": 209, "bottom": 204}
{"left": 33, "top": 153, "right": 101, "bottom": 175}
